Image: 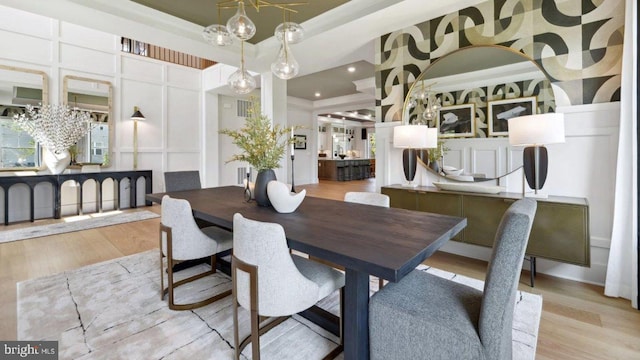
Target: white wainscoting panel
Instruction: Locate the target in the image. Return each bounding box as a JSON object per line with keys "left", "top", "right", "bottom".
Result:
{"left": 120, "top": 79, "right": 164, "bottom": 150}
{"left": 167, "top": 152, "right": 200, "bottom": 173}
{"left": 59, "top": 43, "right": 116, "bottom": 75}
{"left": 167, "top": 66, "right": 200, "bottom": 89}
{"left": 0, "top": 5, "right": 52, "bottom": 39}
{"left": 121, "top": 55, "right": 163, "bottom": 82}
{"left": 167, "top": 87, "right": 200, "bottom": 149}
{"left": 59, "top": 22, "right": 115, "bottom": 52}
{"left": 0, "top": 30, "right": 53, "bottom": 65}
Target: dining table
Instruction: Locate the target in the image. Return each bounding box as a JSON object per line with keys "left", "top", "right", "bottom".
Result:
{"left": 146, "top": 186, "right": 466, "bottom": 360}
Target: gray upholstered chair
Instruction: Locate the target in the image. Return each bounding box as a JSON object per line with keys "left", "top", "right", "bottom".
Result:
{"left": 369, "top": 198, "right": 537, "bottom": 360}
{"left": 159, "top": 195, "right": 233, "bottom": 310}
{"left": 344, "top": 191, "right": 390, "bottom": 208}
{"left": 231, "top": 213, "right": 345, "bottom": 360}
{"left": 164, "top": 170, "right": 201, "bottom": 192}
{"left": 344, "top": 191, "right": 390, "bottom": 289}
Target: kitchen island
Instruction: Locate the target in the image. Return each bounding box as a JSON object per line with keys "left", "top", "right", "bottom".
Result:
{"left": 318, "top": 159, "right": 373, "bottom": 181}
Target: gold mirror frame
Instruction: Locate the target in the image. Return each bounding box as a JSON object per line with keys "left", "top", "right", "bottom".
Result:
{"left": 402, "top": 45, "right": 555, "bottom": 182}
{"left": 62, "top": 75, "right": 113, "bottom": 167}
{"left": 0, "top": 64, "right": 48, "bottom": 171}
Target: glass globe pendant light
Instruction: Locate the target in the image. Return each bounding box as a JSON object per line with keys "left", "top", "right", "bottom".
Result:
{"left": 275, "top": 22, "right": 304, "bottom": 44}
{"left": 202, "top": 24, "right": 233, "bottom": 46}
{"left": 227, "top": 1, "right": 256, "bottom": 41}
{"left": 271, "top": 41, "right": 299, "bottom": 79}
{"left": 228, "top": 40, "right": 256, "bottom": 94}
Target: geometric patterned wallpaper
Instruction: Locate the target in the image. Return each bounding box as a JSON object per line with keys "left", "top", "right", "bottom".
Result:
{"left": 376, "top": 0, "right": 625, "bottom": 123}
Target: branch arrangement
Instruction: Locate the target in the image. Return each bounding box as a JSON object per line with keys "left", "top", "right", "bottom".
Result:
{"left": 14, "top": 105, "right": 93, "bottom": 154}
{"left": 220, "top": 100, "right": 299, "bottom": 171}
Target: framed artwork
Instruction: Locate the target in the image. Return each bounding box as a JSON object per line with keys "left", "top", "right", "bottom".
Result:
{"left": 294, "top": 134, "right": 307, "bottom": 150}
{"left": 488, "top": 96, "right": 536, "bottom": 136}
{"left": 436, "top": 103, "right": 475, "bottom": 138}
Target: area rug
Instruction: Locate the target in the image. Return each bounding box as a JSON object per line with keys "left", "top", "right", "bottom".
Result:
{"left": 17, "top": 250, "right": 542, "bottom": 359}
{"left": 0, "top": 210, "right": 159, "bottom": 244}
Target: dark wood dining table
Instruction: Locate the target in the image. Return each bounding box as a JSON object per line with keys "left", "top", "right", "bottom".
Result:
{"left": 146, "top": 186, "right": 466, "bottom": 360}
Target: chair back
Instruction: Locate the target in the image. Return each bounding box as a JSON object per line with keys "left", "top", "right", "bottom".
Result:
{"left": 344, "top": 192, "right": 390, "bottom": 207}
{"left": 161, "top": 195, "right": 212, "bottom": 260}
{"left": 232, "top": 213, "right": 318, "bottom": 317}
{"left": 479, "top": 198, "right": 537, "bottom": 359}
{"left": 164, "top": 170, "right": 201, "bottom": 192}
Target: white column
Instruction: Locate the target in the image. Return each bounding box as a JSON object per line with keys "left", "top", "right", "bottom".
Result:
{"left": 202, "top": 92, "right": 220, "bottom": 187}
{"left": 260, "top": 71, "right": 289, "bottom": 181}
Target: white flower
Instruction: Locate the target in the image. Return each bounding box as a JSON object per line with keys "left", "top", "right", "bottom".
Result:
{"left": 13, "top": 105, "right": 93, "bottom": 154}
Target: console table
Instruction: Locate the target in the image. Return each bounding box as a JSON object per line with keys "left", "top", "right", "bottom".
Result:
{"left": 0, "top": 170, "right": 153, "bottom": 225}
{"left": 381, "top": 185, "right": 590, "bottom": 267}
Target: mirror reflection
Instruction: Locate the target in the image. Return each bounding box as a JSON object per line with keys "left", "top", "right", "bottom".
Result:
{"left": 63, "top": 75, "right": 112, "bottom": 166}
{"left": 0, "top": 65, "right": 48, "bottom": 170}
{"left": 402, "top": 45, "right": 556, "bottom": 182}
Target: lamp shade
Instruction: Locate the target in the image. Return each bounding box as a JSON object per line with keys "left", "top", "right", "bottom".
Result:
{"left": 508, "top": 113, "right": 565, "bottom": 146}
{"left": 393, "top": 125, "right": 438, "bottom": 149}
{"left": 131, "top": 106, "right": 145, "bottom": 121}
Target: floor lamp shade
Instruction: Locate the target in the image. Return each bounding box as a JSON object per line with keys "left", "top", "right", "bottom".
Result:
{"left": 394, "top": 125, "right": 438, "bottom": 184}
{"left": 508, "top": 113, "right": 565, "bottom": 193}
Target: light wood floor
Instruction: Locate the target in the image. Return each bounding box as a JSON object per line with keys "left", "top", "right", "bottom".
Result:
{"left": 1, "top": 179, "right": 639, "bottom": 359}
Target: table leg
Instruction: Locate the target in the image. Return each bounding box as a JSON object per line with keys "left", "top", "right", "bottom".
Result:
{"left": 130, "top": 177, "right": 137, "bottom": 208}
{"left": 97, "top": 180, "right": 102, "bottom": 213}
{"left": 77, "top": 181, "right": 83, "bottom": 216}
{"left": 344, "top": 268, "right": 370, "bottom": 360}
{"left": 53, "top": 185, "right": 61, "bottom": 219}
{"left": 5, "top": 187, "right": 9, "bottom": 225}
{"left": 29, "top": 186, "right": 35, "bottom": 222}
{"left": 145, "top": 175, "right": 152, "bottom": 206}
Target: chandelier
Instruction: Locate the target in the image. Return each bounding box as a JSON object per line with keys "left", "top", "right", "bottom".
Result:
{"left": 202, "top": 0, "right": 306, "bottom": 94}
{"left": 408, "top": 82, "right": 441, "bottom": 125}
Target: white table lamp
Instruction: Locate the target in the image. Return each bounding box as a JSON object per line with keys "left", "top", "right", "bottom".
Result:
{"left": 508, "top": 113, "right": 565, "bottom": 197}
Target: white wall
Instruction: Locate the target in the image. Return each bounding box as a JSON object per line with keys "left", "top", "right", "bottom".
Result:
{"left": 287, "top": 106, "right": 315, "bottom": 185}
{"left": 376, "top": 102, "right": 619, "bottom": 285}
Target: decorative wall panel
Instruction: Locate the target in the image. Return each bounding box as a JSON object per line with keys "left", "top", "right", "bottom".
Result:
{"left": 376, "top": 0, "right": 625, "bottom": 122}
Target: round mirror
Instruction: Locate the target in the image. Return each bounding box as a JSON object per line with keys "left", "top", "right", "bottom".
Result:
{"left": 402, "top": 45, "right": 557, "bottom": 181}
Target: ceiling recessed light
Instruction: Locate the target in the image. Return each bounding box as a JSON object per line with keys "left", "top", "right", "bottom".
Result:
{"left": 315, "top": 92, "right": 321, "bottom": 97}
{"left": 347, "top": 66, "right": 356, "bottom": 73}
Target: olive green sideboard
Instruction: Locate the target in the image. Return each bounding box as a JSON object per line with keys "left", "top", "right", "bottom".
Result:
{"left": 381, "top": 185, "right": 590, "bottom": 266}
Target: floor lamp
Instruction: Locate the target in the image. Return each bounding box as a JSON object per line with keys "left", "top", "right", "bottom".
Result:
{"left": 508, "top": 113, "right": 565, "bottom": 198}
{"left": 393, "top": 124, "right": 438, "bottom": 187}
{"left": 131, "top": 107, "right": 145, "bottom": 169}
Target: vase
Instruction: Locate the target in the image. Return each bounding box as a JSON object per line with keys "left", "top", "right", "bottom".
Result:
{"left": 43, "top": 148, "right": 71, "bottom": 174}
{"left": 254, "top": 169, "right": 276, "bottom": 207}
{"left": 429, "top": 160, "right": 440, "bottom": 174}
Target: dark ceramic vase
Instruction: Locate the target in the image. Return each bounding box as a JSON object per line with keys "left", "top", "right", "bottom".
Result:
{"left": 254, "top": 169, "right": 276, "bottom": 207}
{"left": 429, "top": 160, "right": 440, "bottom": 174}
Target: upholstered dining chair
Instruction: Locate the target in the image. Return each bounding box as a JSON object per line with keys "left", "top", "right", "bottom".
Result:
{"left": 344, "top": 191, "right": 390, "bottom": 289}
{"left": 159, "top": 195, "right": 233, "bottom": 310}
{"left": 164, "top": 170, "right": 201, "bottom": 192}
{"left": 369, "top": 198, "right": 537, "bottom": 360}
{"left": 344, "top": 191, "right": 390, "bottom": 208}
{"left": 231, "top": 213, "right": 345, "bottom": 360}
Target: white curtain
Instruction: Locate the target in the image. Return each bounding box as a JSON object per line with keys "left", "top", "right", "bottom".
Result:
{"left": 605, "top": 0, "right": 638, "bottom": 308}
